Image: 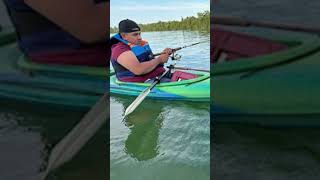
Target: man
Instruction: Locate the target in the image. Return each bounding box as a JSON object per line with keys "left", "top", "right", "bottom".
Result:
{"left": 111, "top": 19, "right": 172, "bottom": 82}
{"left": 4, "top": 0, "right": 108, "bottom": 66}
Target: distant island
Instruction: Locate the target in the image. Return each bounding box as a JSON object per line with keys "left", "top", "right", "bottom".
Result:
{"left": 110, "top": 11, "right": 210, "bottom": 33}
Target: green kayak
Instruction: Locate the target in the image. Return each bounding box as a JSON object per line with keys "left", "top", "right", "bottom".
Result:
{"left": 110, "top": 69, "right": 210, "bottom": 101}
{"left": 0, "top": 27, "right": 106, "bottom": 110}
{"left": 212, "top": 27, "right": 320, "bottom": 118}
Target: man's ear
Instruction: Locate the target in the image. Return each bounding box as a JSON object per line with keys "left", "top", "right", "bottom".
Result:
{"left": 120, "top": 33, "right": 126, "bottom": 39}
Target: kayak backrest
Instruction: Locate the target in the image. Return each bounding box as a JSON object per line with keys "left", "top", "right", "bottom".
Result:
{"left": 211, "top": 28, "right": 288, "bottom": 63}
{"left": 171, "top": 70, "right": 198, "bottom": 82}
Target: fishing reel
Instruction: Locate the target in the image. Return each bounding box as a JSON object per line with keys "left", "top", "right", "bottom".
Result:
{"left": 170, "top": 52, "right": 181, "bottom": 61}
{"left": 166, "top": 52, "right": 181, "bottom": 78}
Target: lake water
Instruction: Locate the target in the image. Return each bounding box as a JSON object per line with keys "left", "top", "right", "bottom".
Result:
{"left": 0, "top": 101, "right": 107, "bottom": 180}
{"left": 110, "top": 30, "right": 210, "bottom": 180}
{"left": 212, "top": 0, "right": 320, "bottom": 179}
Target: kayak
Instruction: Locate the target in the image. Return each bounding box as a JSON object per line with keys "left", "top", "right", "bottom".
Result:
{"left": 0, "top": 27, "right": 106, "bottom": 110}
{"left": 0, "top": 26, "right": 209, "bottom": 109}
{"left": 212, "top": 27, "right": 320, "bottom": 118}
{"left": 110, "top": 70, "right": 210, "bottom": 101}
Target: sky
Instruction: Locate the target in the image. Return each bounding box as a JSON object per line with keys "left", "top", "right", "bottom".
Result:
{"left": 110, "top": 0, "right": 210, "bottom": 27}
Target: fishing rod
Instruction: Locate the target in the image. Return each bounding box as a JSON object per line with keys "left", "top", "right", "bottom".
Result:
{"left": 152, "top": 41, "right": 207, "bottom": 57}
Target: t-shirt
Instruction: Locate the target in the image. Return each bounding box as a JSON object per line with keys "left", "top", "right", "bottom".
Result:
{"left": 110, "top": 42, "right": 165, "bottom": 82}
{"left": 111, "top": 42, "right": 130, "bottom": 60}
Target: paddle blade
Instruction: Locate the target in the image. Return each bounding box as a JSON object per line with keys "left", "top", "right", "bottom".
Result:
{"left": 43, "top": 94, "right": 108, "bottom": 179}
{"left": 124, "top": 88, "right": 151, "bottom": 117}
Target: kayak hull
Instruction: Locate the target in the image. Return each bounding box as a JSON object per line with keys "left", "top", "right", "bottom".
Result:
{"left": 0, "top": 28, "right": 106, "bottom": 110}
{"left": 110, "top": 71, "right": 210, "bottom": 102}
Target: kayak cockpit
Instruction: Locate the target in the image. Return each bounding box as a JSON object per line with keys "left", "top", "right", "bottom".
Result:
{"left": 113, "top": 70, "right": 209, "bottom": 87}
{"left": 211, "top": 28, "right": 288, "bottom": 63}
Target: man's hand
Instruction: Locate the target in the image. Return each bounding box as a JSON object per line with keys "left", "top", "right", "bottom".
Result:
{"left": 158, "top": 53, "right": 169, "bottom": 64}
{"left": 157, "top": 48, "right": 172, "bottom": 64}
{"left": 162, "top": 48, "right": 173, "bottom": 55}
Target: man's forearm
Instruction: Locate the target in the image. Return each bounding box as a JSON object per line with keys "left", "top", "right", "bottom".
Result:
{"left": 138, "top": 58, "right": 163, "bottom": 75}
{"left": 24, "top": 0, "right": 108, "bottom": 43}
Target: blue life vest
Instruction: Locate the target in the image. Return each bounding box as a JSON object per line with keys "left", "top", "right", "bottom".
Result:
{"left": 111, "top": 33, "right": 163, "bottom": 81}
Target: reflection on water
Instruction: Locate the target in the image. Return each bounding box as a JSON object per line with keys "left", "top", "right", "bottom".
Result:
{"left": 110, "top": 96, "right": 210, "bottom": 180}
{"left": 111, "top": 97, "right": 165, "bottom": 162}
{"left": 124, "top": 107, "right": 163, "bottom": 161}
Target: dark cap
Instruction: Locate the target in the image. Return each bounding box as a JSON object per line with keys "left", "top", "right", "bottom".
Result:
{"left": 118, "top": 19, "right": 141, "bottom": 33}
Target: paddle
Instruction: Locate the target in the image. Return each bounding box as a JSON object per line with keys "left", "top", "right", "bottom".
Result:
{"left": 212, "top": 15, "right": 320, "bottom": 33}
{"left": 123, "top": 69, "right": 170, "bottom": 117}
{"left": 41, "top": 93, "right": 108, "bottom": 179}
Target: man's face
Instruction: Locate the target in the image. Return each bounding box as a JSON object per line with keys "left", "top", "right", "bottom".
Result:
{"left": 122, "top": 31, "right": 142, "bottom": 45}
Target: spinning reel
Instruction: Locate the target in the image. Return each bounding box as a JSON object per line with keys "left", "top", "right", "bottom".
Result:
{"left": 167, "top": 51, "right": 182, "bottom": 78}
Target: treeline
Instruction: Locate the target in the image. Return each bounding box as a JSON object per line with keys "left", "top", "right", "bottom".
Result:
{"left": 110, "top": 11, "right": 210, "bottom": 33}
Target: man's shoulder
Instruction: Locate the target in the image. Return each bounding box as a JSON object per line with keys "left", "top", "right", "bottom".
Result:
{"left": 112, "top": 42, "right": 130, "bottom": 51}
{"left": 111, "top": 42, "right": 131, "bottom": 60}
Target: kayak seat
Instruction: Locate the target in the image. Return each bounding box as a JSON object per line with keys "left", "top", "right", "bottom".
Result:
{"left": 211, "top": 28, "right": 287, "bottom": 63}
{"left": 171, "top": 71, "right": 198, "bottom": 82}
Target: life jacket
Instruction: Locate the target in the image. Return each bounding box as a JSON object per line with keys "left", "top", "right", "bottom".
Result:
{"left": 110, "top": 33, "right": 164, "bottom": 82}
{"left": 3, "top": 0, "right": 108, "bottom": 66}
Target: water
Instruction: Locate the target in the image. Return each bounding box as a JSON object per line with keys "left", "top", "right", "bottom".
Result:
{"left": 110, "top": 30, "right": 210, "bottom": 180}
{"left": 0, "top": 101, "right": 107, "bottom": 180}
{"left": 143, "top": 31, "right": 210, "bottom": 70}
{"left": 212, "top": 0, "right": 320, "bottom": 179}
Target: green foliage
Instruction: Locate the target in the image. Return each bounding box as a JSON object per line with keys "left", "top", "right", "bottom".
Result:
{"left": 110, "top": 10, "right": 210, "bottom": 33}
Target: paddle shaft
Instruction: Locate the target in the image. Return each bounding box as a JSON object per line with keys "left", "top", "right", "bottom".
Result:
{"left": 212, "top": 15, "right": 320, "bottom": 33}
{"left": 124, "top": 69, "right": 170, "bottom": 117}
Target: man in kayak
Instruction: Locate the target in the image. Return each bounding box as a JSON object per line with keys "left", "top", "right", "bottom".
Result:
{"left": 4, "top": 0, "right": 108, "bottom": 66}
{"left": 111, "top": 19, "right": 173, "bottom": 82}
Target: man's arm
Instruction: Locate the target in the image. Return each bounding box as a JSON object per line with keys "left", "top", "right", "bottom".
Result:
{"left": 24, "top": 0, "right": 108, "bottom": 43}
{"left": 117, "top": 51, "right": 168, "bottom": 75}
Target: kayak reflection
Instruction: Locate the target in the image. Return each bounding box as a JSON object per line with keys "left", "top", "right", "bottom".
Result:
{"left": 120, "top": 98, "right": 165, "bottom": 161}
